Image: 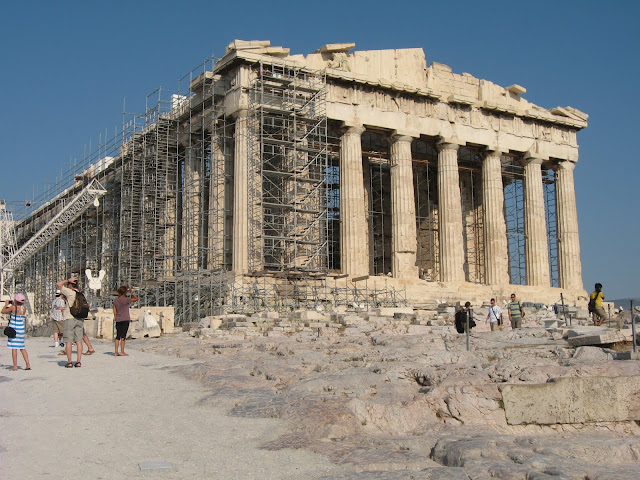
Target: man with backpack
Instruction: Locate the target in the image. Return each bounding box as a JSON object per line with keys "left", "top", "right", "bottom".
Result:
{"left": 589, "top": 283, "right": 607, "bottom": 326}
{"left": 57, "top": 276, "right": 91, "bottom": 368}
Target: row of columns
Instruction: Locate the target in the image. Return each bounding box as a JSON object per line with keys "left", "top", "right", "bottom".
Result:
{"left": 337, "top": 126, "right": 582, "bottom": 289}
{"left": 226, "top": 115, "right": 582, "bottom": 290}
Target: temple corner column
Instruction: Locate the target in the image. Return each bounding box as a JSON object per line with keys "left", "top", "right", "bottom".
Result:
{"left": 555, "top": 159, "right": 583, "bottom": 291}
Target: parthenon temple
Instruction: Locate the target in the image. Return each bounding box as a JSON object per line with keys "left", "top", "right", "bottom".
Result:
{"left": 0, "top": 40, "right": 588, "bottom": 323}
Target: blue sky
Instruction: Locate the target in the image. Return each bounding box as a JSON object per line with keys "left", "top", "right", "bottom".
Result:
{"left": 1, "top": 0, "right": 638, "bottom": 299}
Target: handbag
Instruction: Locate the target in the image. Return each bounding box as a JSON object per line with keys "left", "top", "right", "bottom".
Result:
{"left": 4, "top": 326, "right": 16, "bottom": 338}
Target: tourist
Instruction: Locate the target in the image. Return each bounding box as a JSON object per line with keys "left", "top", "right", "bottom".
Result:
{"left": 486, "top": 298, "right": 502, "bottom": 331}
{"left": 51, "top": 291, "right": 66, "bottom": 348}
{"left": 113, "top": 286, "right": 138, "bottom": 356}
{"left": 56, "top": 276, "right": 90, "bottom": 368}
{"left": 507, "top": 293, "right": 525, "bottom": 329}
{"left": 2, "top": 294, "right": 31, "bottom": 371}
{"left": 589, "top": 283, "right": 607, "bottom": 326}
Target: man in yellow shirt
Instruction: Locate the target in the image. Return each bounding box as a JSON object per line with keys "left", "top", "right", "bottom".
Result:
{"left": 589, "top": 283, "right": 607, "bottom": 326}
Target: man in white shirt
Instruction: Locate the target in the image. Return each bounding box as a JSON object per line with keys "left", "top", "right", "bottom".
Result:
{"left": 486, "top": 298, "right": 503, "bottom": 331}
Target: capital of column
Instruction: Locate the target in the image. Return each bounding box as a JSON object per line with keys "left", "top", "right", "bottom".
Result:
{"left": 437, "top": 139, "right": 461, "bottom": 152}
{"left": 522, "top": 156, "right": 544, "bottom": 166}
{"left": 341, "top": 122, "right": 366, "bottom": 136}
{"left": 556, "top": 159, "right": 576, "bottom": 172}
{"left": 391, "top": 129, "right": 419, "bottom": 143}
{"left": 232, "top": 109, "right": 249, "bottom": 120}
{"left": 484, "top": 149, "right": 503, "bottom": 161}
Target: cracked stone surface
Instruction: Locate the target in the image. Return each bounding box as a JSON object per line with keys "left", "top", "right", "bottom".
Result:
{"left": 136, "top": 309, "right": 640, "bottom": 479}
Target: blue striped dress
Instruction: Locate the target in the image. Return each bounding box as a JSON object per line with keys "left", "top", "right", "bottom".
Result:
{"left": 7, "top": 309, "right": 26, "bottom": 349}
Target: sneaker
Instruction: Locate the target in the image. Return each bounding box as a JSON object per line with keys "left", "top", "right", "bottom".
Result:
{"left": 54, "top": 342, "right": 59, "bottom": 348}
{"left": 59, "top": 342, "right": 65, "bottom": 348}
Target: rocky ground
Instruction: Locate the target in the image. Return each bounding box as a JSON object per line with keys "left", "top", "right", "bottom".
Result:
{"left": 131, "top": 306, "right": 640, "bottom": 479}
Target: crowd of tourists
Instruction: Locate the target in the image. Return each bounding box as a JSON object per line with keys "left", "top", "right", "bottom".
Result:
{"left": 3, "top": 276, "right": 137, "bottom": 370}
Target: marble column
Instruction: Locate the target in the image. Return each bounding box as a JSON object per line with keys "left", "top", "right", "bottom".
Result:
{"left": 555, "top": 160, "right": 583, "bottom": 290}
{"left": 523, "top": 156, "right": 550, "bottom": 287}
{"left": 482, "top": 150, "right": 509, "bottom": 285}
{"left": 390, "top": 133, "right": 418, "bottom": 278}
{"left": 437, "top": 141, "right": 465, "bottom": 282}
{"left": 340, "top": 124, "right": 369, "bottom": 277}
{"left": 232, "top": 110, "right": 249, "bottom": 274}
{"left": 183, "top": 142, "right": 201, "bottom": 271}
{"left": 208, "top": 129, "right": 226, "bottom": 270}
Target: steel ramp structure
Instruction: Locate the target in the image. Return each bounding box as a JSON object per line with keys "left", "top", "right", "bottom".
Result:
{"left": 0, "top": 179, "right": 107, "bottom": 295}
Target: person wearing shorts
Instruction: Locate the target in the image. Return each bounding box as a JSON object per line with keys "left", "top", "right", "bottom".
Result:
{"left": 113, "top": 286, "right": 138, "bottom": 356}
{"left": 51, "top": 292, "right": 66, "bottom": 347}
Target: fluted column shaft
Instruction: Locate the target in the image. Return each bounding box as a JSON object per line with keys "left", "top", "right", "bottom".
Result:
{"left": 524, "top": 157, "right": 550, "bottom": 287}
{"left": 232, "top": 110, "right": 249, "bottom": 274}
{"left": 208, "top": 131, "right": 226, "bottom": 270}
{"left": 482, "top": 150, "right": 509, "bottom": 285}
{"left": 437, "top": 142, "right": 465, "bottom": 282}
{"left": 340, "top": 125, "right": 368, "bottom": 277}
{"left": 183, "top": 144, "right": 201, "bottom": 270}
{"left": 556, "top": 160, "right": 583, "bottom": 290}
{"left": 390, "top": 134, "right": 418, "bottom": 278}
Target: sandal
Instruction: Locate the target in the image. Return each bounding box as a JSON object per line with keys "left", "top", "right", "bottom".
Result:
{"left": 74, "top": 362, "right": 82, "bottom": 368}
{"left": 65, "top": 362, "right": 73, "bottom": 368}
{"left": 84, "top": 350, "right": 95, "bottom": 355}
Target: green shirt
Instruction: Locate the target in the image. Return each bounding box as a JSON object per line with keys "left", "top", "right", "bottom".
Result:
{"left": 508, "top": 301, "right": 523, "bottom": 318}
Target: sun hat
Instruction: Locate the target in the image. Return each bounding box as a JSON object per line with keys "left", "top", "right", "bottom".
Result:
{"left": 14, "top": 293, "right": 25, "bottom": 303}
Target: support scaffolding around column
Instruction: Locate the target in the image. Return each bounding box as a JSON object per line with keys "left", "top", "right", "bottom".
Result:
{"left": 412, "top": 139, "right": 439, "bottom": 281}
{"left": 458, "top": 147, "right": 485, "bottom": 284}
{"left": 543, "top": 167, "right": 559, "bottom": 287}
{"left": 503, "top": 155, "right": 526, "bottom": 285}
{"left": 248, "top": 60, "right": 330, "bottom": 273}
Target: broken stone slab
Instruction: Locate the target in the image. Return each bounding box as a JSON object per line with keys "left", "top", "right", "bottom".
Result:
{"left": 130, "top": 325, "right": 161, "bottom": 339}
{"left": 616, "top": 351, "right": 640, "bottom": 360}
{"left": 567, "top": 330, "right": 633, "bottom": 347}
{"left": 501, "top": 376, "right": 640, "bottom": 425}
{"left": 371, "top": 307, "right": 414, "bottom": 317}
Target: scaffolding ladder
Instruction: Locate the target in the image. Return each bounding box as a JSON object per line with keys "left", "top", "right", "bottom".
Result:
{"left": 1, "top": 179, "right": 107, "bottom": 295}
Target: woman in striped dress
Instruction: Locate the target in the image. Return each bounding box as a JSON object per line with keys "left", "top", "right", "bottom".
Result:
{"left": 2, "top": 294, "right": 31, "bottom": 371}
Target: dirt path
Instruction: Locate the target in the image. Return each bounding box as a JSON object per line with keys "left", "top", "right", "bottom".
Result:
{"left": 0, "top": 336, "right": 343, "bottom": 480}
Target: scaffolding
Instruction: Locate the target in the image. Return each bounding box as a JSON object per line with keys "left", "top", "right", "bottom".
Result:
{"left": 458, "top": 147, "right": 485, "bottom": 284}
{"left": 503, "top": 154, "right": 526, "bottom": 285}
{"left": 248, "top": 60, "right": 330, "bottom": 273}
{"left": 412, "top": 139, "right": 439, "bottom": 281}
{"left": 543, "top": 167, "right": 559, "bottom": 287}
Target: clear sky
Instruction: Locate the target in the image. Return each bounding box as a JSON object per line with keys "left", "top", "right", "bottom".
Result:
{"left": 1, "top": 0, "right": 638, "bottom": 299}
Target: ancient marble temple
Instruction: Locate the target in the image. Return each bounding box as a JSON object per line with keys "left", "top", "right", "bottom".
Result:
{"left": 205, "top": 40, "right": 587, "bottom": 303}
{"left": 12, "top": 40, "right": 588, "bottom": 318}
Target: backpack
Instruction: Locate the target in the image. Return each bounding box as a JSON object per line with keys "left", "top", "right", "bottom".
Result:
{"left": 70, "top": 291, "right": 90, "bottom": 319}
{"left": 454, "top": 310, "right": 465, "bottom": 333}
{"left": 588, "top": 293, "right": 598, "bottom": 313}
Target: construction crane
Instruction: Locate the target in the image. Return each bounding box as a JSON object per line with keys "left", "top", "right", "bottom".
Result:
{"left": 0, "top": 178, "right": 107, "bottom": 298}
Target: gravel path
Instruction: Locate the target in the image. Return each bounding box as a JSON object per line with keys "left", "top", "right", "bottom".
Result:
{"left": 0, "top": 336, "right": 343, "bottom": 480}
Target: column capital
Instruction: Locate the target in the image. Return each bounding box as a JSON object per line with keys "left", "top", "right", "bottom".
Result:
{"left": 556, "top": 159, "right": 576, "bottom": 172}
{"left": 484, "top": 149, "right": 503, "bottom": 159}
{"left": 437, "top": 138, "right": 463, "bottom": 152}
{"left": 232, "top": 109, "right": 249, "bottom": 120}
{"left": 341, "top": 122, "right": 366, "bottom": 136}
{"left": 391, "top": 129, "right": 419, "bottom": 142}
{"left": 522, "top": 156, "right": 545, "bottom": 166}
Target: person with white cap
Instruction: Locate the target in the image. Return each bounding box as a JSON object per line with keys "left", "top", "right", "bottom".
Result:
{"left": 2, "top": 293, "right": 31, "bottom": 371}
{"left": 51, "top": 290, "right": 66, "bottom": 348}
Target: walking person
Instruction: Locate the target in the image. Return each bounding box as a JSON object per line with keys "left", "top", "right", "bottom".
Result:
{"left": 589, "top": 283, "right": 607, "bottom": 326}
{"left": 56, "top": 276, "right": 90, "bottom": 368}
{"left": 2, "top": 294, "right": 31, "bottom": 371}
{"left": 507, "top": 293, "right": 525, "bottom": 329}
{"left": 113, "top": 286, "right": 138, "bottom": 356}
{"left": 486, "top": 298, "right": 503, "bottom": 331}
{"left": 51, "top": 291, "right": 66, "bottom": 348}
